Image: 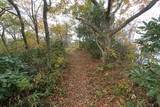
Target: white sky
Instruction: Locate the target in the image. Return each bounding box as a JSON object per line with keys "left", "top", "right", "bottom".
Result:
{"left": 2, "top": 0, "right": 160, "bottom": 41}
{"left": 132, "top": 2, "right": 160, "bottom": 40}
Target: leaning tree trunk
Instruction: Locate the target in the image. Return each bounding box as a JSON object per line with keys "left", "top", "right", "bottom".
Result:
{"left": 7, "top": 0, "right": 29, "bottom": 49}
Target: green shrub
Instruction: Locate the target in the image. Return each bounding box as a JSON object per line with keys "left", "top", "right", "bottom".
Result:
{"left": 8, "top": 40, "right": 67, "bottom": 71}
{"left": 80, "top": 39, "right": 101, "bottom": 59}
{"left": 0, "top": 40, "right": 67, "bottom": 106}
{"left": 0, "top": 56, "right": 36, "bottom": 74}
{"left": 0, "top": 56, "right": 34, "bottom": 104}
{"left": 128, "top": 63, "right": 160, "bottom": 104}
{"left": 136, "top": 17, "right": 160, "bottom": 53}
{"left": 128, "top": 17, "right": 160, "bottom": 105}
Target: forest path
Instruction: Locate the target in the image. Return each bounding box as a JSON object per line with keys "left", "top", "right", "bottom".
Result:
{"left": 58, "top": 49, "right": 100, "bottom": 106}
{"left": 55, "top": 49, "right": 120, "bottom": 107}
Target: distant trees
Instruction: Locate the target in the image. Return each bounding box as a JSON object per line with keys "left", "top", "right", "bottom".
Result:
{"left": 0, "top": 4, "right": 21, "bottom": 52}
{"left": 0, "top": 0, "right": 72, "bottom": 51}
{"left": 0, "top": 26, "right": 9, "bottom": 53}
{"left": 50, "top": 23, "right": 72, "bottom": 46}
{"left": 21, "top": 0, "right": 42, "bottom": 45}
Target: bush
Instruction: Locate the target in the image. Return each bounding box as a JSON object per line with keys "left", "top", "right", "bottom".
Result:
{"left": 0, "top": 40, "right": 67, "bottom": 106}
{"left": 9, "top": 40, "right": 67, "bottom": 71}
{"left": 128, "top": 63, "right": 160, "bottom": 105}
{"left": 0, "top": 56, "right": 36, "bottom": 74}
{"left": 0, "top": 56, "right": 34, "bottom": 104}
{"left": 102, "top": 38, "right": 137, "bottom": 69}
{"left": 128, "top": 17, "right": 160, "bottom": 106}
{"left": 80, "top": 39, "right": 101, "bottom": 59}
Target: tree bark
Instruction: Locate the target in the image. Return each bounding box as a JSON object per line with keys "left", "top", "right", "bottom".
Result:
{"left": 43, "top": 0, "right": 50, "bottom": 50}
{"left": 7, "top": 0, "right": 29, "bottom": 49}
{"left": 102, "top": 34, "right": 112, "bottom": 64}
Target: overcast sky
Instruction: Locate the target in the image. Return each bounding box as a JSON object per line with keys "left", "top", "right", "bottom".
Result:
{"left": 132, "top": 2, "right": 160, "bottom": 40}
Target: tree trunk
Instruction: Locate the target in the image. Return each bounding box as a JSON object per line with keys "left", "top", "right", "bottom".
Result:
{"left": 34, "top": 20, "right": 40, "bottom": 44}
{"left": 101, "top": 51, "right": 107, "bottom": 64}
{"left": 43, "top": 0, "right": 50, "bottom": 50}
{"left": 7, "top": 0, "right": 29, "bottom": 49}
{"left": 42, "top": 0, "right": 52, "bottom": 69}
{"left": 101, "top": 34, "right": 112, "bottom": 65}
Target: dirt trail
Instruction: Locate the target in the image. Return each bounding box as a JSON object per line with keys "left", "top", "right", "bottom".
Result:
{"left": 58, "top": 49, "right": 99, "bottom": 106}
{"left": 54, "top": 49, "right": 121, "bottom": 107}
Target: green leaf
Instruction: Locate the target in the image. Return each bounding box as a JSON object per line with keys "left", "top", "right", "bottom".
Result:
{"left": 143, "top": 21, "right": 148, "bottom": 26}
{"left": 138, "top": 26, "right": 145, "bottom": 29}
{"left": 152, "top": 18, "right": 158, "bottom": 22}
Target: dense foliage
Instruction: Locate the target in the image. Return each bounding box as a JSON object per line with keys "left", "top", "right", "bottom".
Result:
{"left": 129, "top": 17, "right": 160, "bottom": 106}
{"left": 0, "top": 40, "right": 67, "bottom": 106}
{"left": 79, "top": 39, "right": 101, "bottom": 59}
{"left": 137, "top": 17, "right": 160, "bottom": 53}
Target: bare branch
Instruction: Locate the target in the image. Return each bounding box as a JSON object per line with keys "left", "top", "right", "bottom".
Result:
{"left": 0, "top": 7, "right": 18, "bottom": 16}
{"left": 112, "top": 0, "right": 123, "bottom": 15}
{"left": 110, "top": 0, "right": 159, "bottom": 36}
{"left": 35, "top": 0, "right": 43, "bottom": 17}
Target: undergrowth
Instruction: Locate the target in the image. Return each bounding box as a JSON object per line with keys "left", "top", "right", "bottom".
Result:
{"left": 0, "top": 40, "right": 67, "bottom": 106}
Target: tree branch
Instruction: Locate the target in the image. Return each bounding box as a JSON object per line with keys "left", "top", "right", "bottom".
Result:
{"left": 35, "top": 0, "right": 43, "bottom": 17}
{"left": 76, "top": 17, "right": 102, "bottom": 36}
{"left": 0, "top": 7, "right": 18, "bottom": 17}
{"left": 110, "top": 0, "right": 159, "bottom": 36}
{"left": 112, "top": 0, "right": 123, "bottom": 15}
{"left": 95, "top": 36, "right": 104, "bottom": 53}
{"left": 0, "top": 9, "right": 6, "bottom": 17}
